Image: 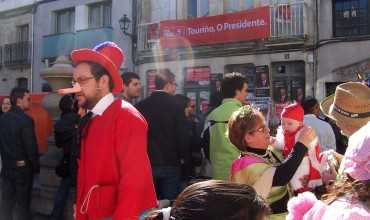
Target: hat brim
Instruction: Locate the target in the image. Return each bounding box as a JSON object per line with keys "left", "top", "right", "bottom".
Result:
{"left": 71, "top": 48, "right": 123, "bottom": 94}
{"left": 320, "top": 94, "right": 335, "bottom": 120}
{"left": 320, "top": 93, "right": 369, "bottom": 128}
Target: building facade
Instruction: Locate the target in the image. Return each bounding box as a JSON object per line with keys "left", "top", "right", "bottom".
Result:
{"left": 32, "top": 0, "right": 134, "bottom": 92}
{"left": 317, "top": 0, "right": 370, "bottom": 98}
{"left": 0, "top": 0, "right": 36, "bottom": 95}
{"left": 135, "top": 0, "right": 370, "bottom": 125}
{"left": 135, "top": 0, "right": 315, "bottom": 125}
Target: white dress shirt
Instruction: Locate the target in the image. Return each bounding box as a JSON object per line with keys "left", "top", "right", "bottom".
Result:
{"left": 91, "top": 93, "right": 115, "bottom": 117}
{"left": 304, "top": 114, "right": 336, "bottom": 152}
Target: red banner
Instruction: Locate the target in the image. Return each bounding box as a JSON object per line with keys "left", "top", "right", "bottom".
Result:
{"left": 159, "top": 7, "right": 270, "bottom": 48}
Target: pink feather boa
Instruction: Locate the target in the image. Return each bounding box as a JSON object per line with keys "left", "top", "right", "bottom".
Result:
{"left": 286, "top": 192, "right": 317, "bottom": 220}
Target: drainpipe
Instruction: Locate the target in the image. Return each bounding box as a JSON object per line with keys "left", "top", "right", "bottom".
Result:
{"left": 313, "top": 0, "right": 319, "bottom": 97}
{"left": 131, "top": 0, "right": 138, "bottom": 66}
{"left": 30, "top": 1, "right": 36, "bottom": 92}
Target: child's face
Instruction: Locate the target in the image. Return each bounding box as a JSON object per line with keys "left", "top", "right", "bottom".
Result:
{"left": 281, "top": 117, "right": 302, "bottom": 133}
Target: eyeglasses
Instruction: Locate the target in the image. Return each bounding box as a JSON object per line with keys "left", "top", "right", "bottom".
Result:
{"left": 72, "top": 76, "right": 95, "bottom": 87}
{"left": 250, "top": 124, "right": 269, "bottom": 134}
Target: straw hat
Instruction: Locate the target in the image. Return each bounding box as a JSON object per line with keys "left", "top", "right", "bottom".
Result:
{"left": 320, "top": 82, "right": 370, "bottom": 129}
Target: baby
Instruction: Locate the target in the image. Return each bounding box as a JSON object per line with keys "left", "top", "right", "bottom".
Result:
{"left": 273, "top": 103, "right": 323, "bottom": 194}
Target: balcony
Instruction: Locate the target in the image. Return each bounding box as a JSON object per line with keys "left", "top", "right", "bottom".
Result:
{"left": 270, "top": 1, "right": 305, "bottom": 39}
{"left": 75, "top": 27, "right": 113, "bottom": 49}
{"left": 42, "top": 27, "right": 113, "bottom": 59}
{"left": 137, "top": 1, "right": 305, "bottom": 52}
{"left": 43, "top": 32, "right": 75, "bottom": 59}
{"left": 4, "top": 41, "right": 31, "bottom": 67}
{"left": 138, "top": 22, "right": 160, "bottom": 51}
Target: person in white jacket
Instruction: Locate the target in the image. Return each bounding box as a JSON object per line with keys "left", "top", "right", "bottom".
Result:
{"left": 301, "top": 97, "right": 336, "bottom": 152}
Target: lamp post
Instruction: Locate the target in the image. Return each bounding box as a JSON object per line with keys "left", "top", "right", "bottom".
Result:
{"left": 119, "top": 14, "right": 135, "bottom": 39}
{"left": 119, "top": 14, "right": 137, "bottom": 64}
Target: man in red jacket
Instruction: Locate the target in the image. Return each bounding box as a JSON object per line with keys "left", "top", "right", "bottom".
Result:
{"left": 59, "top": 41, "right": 157, "bottom": 220}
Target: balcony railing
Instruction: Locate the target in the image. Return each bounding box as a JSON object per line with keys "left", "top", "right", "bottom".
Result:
{"left": 0, "top": 46, "right": 2, "bottom": 68}
{"left": 270, "top": 1, "right": 305, "bottom": 38}
{"left": 42, "top": 27, "right": 113, "bottom": 59}
{"left": 137, "top": 22, "right": 160, "bottom": 51}
{"left": 4, "top": 41, "right": 31, "bottom": 67}
{"left": 137, "top": 1, "right": 305, "bottom": 51}
{"left": 42, "top": 32, "right": 75, "bottom": 59}
{"left": 75, "top": 27, "right": 113, "bottom": 49}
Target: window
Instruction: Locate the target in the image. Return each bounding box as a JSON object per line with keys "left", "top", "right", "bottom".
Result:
{"left": 271, "top": 61, "right": 305, "bottom": 104}
{"left": 140, "top": 0, "right": 176, "bottom": 23}
{"left": 54, "top": 8, "right": 75, "bottom": 33}
{"left": 224, "top": 0, "right": 240, "bottom": 13}
{"left": 187, "top": 0, "right": 209, "bottom": 18}
{"left": 224, "top": 0, "right": 270, "bottom": 13}
{"left": 17, "top": 77, "right": 28, "bottom": 89}
{"left": 334, "top": 0, "right": 370, "bottom": 37}
{"left": 88, "top": 1, "right": 112, "bottom": 28}
{"left": 17, "top": 25, "right": 29, "bottom": 42}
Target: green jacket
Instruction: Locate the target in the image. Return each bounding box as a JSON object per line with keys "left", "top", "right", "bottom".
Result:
{"left": 205, "top": 98, "right": 242, "bottom": 180}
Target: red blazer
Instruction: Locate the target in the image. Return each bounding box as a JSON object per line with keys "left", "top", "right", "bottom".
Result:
{"left": 76, "top": 99, "right": 157, "bottom": 220}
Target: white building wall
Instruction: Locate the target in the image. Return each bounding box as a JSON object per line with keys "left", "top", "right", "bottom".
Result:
{"left": 33, "top": 0, "right": 133, "bottom": 92}
{"left": 0, "top": 4, "right": 34, "bottom": 95}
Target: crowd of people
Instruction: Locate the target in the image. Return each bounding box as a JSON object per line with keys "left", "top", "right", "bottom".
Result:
{"left": 0, "top": 41, "right": 369, "bottom": 220}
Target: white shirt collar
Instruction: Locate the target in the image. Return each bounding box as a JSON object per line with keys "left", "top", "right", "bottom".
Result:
{"left": 91, "top": 93, "right": 115, "bottom": 116}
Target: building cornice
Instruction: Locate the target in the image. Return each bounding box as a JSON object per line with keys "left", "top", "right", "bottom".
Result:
{"left": 137, "top": 38, "right": 311, "bottom": 64}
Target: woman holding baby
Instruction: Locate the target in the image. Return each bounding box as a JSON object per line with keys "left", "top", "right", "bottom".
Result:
{"left": 228, "top": 105, "right": 318, "bottom": 220}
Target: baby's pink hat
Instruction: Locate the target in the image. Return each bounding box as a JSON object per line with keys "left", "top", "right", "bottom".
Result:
{"left": 343, "top": 121, "right": 370, "bottom": 181}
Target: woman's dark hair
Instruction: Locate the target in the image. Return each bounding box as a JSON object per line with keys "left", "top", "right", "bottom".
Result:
{"left": 228, "top": 106, "right": 265, "bottom": 151}
{"left": 145, "top": 180, "right": 270, "bottom": 220}
{"left": 221, "top": 72, "right": 247, "bottom": 99}
{"left": 174, "top": 94, "right": 190, "bottom": 112}
{"left": 75, "top": 61, "right": 114, "bottom": 91}
{"left": 322, "top": 177, "right": 370, "bottom": 207}
{"left": 59, "top": 95, "right": 74, "bottom": 114}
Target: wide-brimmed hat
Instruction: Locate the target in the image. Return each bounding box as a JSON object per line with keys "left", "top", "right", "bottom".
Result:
{"left": 320, "top": 82, "right": 370, "bottom": 128}
{"left": 59, "top": 41, "right": 124, "bottom": 95}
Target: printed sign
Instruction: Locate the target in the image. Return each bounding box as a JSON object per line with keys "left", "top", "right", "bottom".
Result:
{"left": 291, "top": 78, "right": 305, "bottom": 104}
{"left": 185, "top": 67, "right": 211, "bottom": 87}
{"left": 273, "top": 79, "right": 289, "bottom": 104}
{"left": 200, "top": 91, "right": 210, "bottom": 113}
{"left": 159, "top": 7, "right": 270, "bottom": 48}
{"left": 146, "top": 70, "right": 157, "bottom": 96}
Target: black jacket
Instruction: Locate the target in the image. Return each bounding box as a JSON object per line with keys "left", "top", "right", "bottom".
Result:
{"left": 0, "top": 106, "right": 40, "bottom": 174}
{"left": 136, "top": 91, "right": 190, "bottom": 170}
{"left": 54, "top": 112, "right": 79, "bottom": 155}
{"left": 54, "top": 112, "right": 79, "bottom": 180}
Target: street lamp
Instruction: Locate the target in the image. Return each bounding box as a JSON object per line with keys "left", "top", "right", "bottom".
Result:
{"left": 119, "top": 14, "right": 134, "bottom": 38}
{"left": 119, "top": 14, "right": 137, "bottom": 64}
